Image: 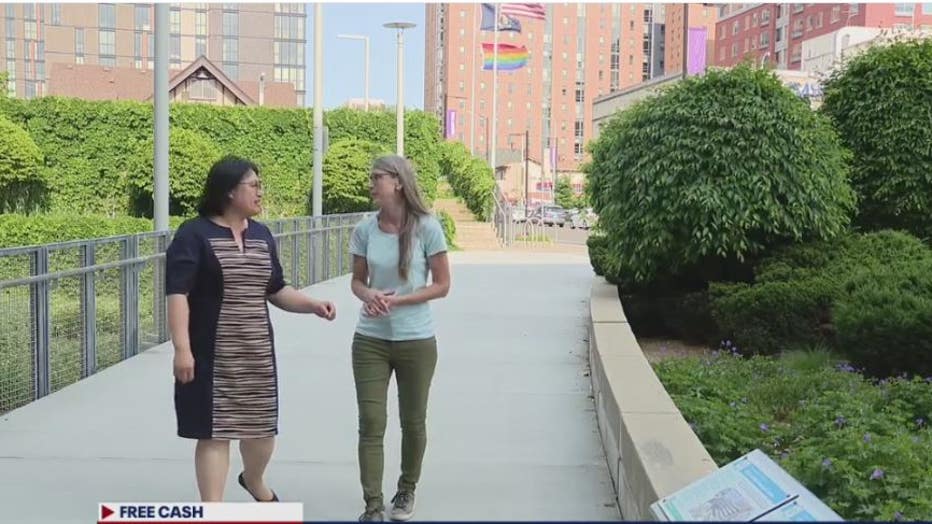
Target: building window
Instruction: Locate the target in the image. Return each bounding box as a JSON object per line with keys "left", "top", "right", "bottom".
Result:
{"left": 761, "top": 9, "right": 771, "bottom": 23}
{"left": 49, "top": 4, "right": 62, "bottom": 26}
{"left": 74, "top": 28, "right": 85, "bottom": 63}
{"left": 223, "top": 12, "right": 239, "bottom": 36}
{"left": 99, "top": 4, "right": 116, "bottom": 29}
{"left": 196, "top": 36, "right": 207, "bottom": 57}
{"left": 196, "top": 11, "right": 207, "bottom": 35}
{"left": 170, "top": 8, "right": 181, "bottom": 34}
{"left": 793, "top": 4, "right": 805, "bottom": 14}
{"left": 99, "top": 30, "right": 116, "bottom": 65}
{"left": 135, "top": 5, "right": 150, "bottom": 30}
{"left": 760, "top": 31, "right": 770, "bottom": 48}
{"left": 189, "top": 78, "right": 216, "bottom": 101}
{"left": 223, "top": 37, "right": 238, "bottom": 62}
{"left": 894, "top": 3, "right": 914, "bottom": 16}
{"left": 831, "top": 6, "right": 841, "bottom": 23}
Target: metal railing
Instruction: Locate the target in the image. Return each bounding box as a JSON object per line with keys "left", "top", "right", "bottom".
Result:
{"left": 0, "top": 213, "right": 368, "bottom": 415}
{"left": 491, "top": 184, "right": 556, "bottom": 248}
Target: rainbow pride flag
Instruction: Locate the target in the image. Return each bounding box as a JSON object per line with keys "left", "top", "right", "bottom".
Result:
{"left": 481, "top": 43, "right": 529, "bottom": 71}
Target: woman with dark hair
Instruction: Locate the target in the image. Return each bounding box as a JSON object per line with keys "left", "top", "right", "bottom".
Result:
{"left": 165, "top": 155, "right": 336, "bottom": 502}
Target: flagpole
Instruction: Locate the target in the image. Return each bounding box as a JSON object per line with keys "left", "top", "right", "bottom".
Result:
{"left": 491, "top": 3, "right": 499, "bottom": 173}
{"left": 469, "top": 3, "right": 478, "bottom": 155}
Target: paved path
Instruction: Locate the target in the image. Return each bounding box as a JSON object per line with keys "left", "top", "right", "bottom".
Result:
{"left": 0, "top": 250, "right": 618, "bottom": 522}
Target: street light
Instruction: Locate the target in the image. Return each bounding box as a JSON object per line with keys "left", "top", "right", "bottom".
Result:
{"left": 383, "top": 21, "right": 416, "bottom": 156}
{"left": 337, "top": 33, "right": 370, "bottom": 111}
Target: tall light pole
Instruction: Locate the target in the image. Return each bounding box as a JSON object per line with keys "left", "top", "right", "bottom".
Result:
{"left": 383, "top": 21, "right": 416, "bottom": 156}
{"left": 337, "top": 33, "right": 369, "bottom": 111}
{"left": 312, "top": 4, "right": 323, "bottom": 217}
{"left": 153, "top": 3, "right": 169, "bottom": 231}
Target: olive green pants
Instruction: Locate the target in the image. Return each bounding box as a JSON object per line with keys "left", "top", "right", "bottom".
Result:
{"left": 352, "top": 332, "right": 438, "bottom": 509}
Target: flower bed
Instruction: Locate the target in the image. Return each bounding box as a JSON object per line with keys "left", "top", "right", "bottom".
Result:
{"left": 653, "top": 347, "right": 932, "bottom": 521}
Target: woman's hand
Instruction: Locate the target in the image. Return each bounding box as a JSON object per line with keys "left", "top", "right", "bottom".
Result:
{"left": 174, "top": 348, "right": 195, "bottom": 384}
{"left": 363, "top": 289, "right": 395, "bottom": 317}
{"left": 311, "top": 299, "right": 337, "bottom": 320}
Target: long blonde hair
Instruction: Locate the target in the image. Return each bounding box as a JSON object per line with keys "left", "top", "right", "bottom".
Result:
{"left": 372, "top": 155, "right": 430, "bottom": 280}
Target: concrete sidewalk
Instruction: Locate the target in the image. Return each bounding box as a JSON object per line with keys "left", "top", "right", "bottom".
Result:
{"left": 0, "top": 250, "right": 618, "bottom": 522}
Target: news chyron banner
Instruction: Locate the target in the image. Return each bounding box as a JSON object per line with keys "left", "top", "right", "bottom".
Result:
{"left": 98, "top": 503, "right": 303, "bottom": 524}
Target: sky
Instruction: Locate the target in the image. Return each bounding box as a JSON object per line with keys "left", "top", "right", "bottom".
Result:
{"left": 305, "top": 3, "right": 427, "bottom": 110}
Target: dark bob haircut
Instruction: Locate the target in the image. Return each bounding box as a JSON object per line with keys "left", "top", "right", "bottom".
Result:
{"left": 197, "top": 156, "right": 260, "bottom": 217}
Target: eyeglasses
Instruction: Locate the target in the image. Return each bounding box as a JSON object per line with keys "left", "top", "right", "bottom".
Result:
{"left": 239, "top": 180, "right": 262, "bottom": 190}
{"left": 369, "top": 171, "right": 396, "bottom": 182}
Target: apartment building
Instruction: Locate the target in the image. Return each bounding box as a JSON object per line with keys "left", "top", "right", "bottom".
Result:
{"left": 0, "top": 3, "right": 307, "bottom": 105}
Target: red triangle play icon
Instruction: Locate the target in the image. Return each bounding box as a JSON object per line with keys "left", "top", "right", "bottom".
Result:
{"left": 101, "top": 506, "right": 114, "bottom": 520}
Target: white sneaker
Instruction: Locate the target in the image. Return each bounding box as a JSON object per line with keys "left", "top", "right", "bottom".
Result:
{"left": 389, "top": 491, "right": 415, "bottom": 521}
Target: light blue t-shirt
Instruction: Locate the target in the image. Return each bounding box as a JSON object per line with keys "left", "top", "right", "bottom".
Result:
{"left": 349, "top": 213, "right": 448, "bottom": 341}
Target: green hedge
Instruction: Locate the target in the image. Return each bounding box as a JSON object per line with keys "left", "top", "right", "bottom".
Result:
{"left": 437, "top": 209, "right": 457, "bottom": 249}
{"left": 321, "top": 138, "right": 388, "bottom": 214}
{"left": 325, "top": 108, "right": 441, "bottom": 205}
{"left": 0, "top": 116, "right": 46, "bottom": 214}
{"left": 0, "top": 98, "right": 444, "bottom": 219}
{"left": 0, "top": 213, "right": 178, "bottom": 249}
{"left": 125, "top": 128, "right": 221, "bottom": 217}
{"left": 710, "top": 231, "right": 932, "bottom": 374}
{"left": 438, "top": 140, "right": 494, "bottom": 220}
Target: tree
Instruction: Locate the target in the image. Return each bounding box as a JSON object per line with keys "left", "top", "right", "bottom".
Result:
{"left": 821, "top": 37, "right": 932, "bottom": 240}
{"left": 586, "top": 65, "right": 856, "bottom": 284}
{"left": 0, "top": 116, "right": 47, "bottom": 213}
{"left": 125, "top": 128, "right": 221, "bottom": 217}
{"left": 321, "top": 138, "right": 389, "bottom": 214}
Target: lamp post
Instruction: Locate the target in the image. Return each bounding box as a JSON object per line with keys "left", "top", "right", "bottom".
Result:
{"left": 508, "top": 131, "right": 530, "bottom": 215}
{"left": 383, "top": 21, "right": 416, "bottom": 156}
{"left": 337, "top": 33, "right": 369, "bottom": 111}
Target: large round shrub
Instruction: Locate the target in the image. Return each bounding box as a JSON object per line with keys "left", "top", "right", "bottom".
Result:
{"left": 821, "top": 38, "right": 932, "bottom": 240}
{"left": 586, "top": 65, "right": 856, "bottom": 284}
{"left": 321, "top": 138, "right": 389, "bottom": 214}
{"left": 125, "top": 128, "right": 221, "bottom": 217}
{"left": 822, "top": 39, "right": 932, "bottom": 239}
{"left": 0, "top": 116, "right": 47, "bottom": 213}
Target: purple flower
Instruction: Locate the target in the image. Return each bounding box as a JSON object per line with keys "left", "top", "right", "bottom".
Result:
{"left": 780, "top": 451, "right": 789, "bottom": 461}
{"left": 835, "top": 362, "right": 856, "bottom": 373}
{"left": 834, "top": 416, "right": 847, "bottom": 429}
{"left": 894, "top": 511, "right": 904, "bottom": 521}
{"left": 863, "top": 433, "right": 872, "bottom": 443}
{"left": 870, "top": 468, "right": 885, "bottom": 481}
{"left": 741, "top": 397, "right": 748, "bottom": 404}
{"left": 724, "top": 339, "right": 732, "bottom": 348}
{"left": 925, "top": 376, "right": 932, "bottom": 383}
{"left": 760, "top": 423, "right": 770, "bottom": 432}
{"left": 821, "top": 458, "right": 832, "bottom": 469}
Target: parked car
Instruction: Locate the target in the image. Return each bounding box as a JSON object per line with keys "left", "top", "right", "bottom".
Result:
{"left": 568, "top": 208, "right": 597, "bottom": 229}
{"left": 511, "top": 206, "right": 528, "bottom": 223}
{"left": 529, "top": 205, "right": 567, "bottom": 227}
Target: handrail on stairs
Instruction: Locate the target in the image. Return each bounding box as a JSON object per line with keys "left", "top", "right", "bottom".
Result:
{"left": 491, "top": 183, "right": 514, "bottom": 247}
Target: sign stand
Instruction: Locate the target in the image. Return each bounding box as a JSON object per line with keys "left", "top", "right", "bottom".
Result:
{"left": 650, "top": 449, "right": 843, "bottom": 522}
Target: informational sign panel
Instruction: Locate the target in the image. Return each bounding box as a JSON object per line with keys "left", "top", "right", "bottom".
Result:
{"left": 650, "top": 449, "right": 843, "bottom": 522}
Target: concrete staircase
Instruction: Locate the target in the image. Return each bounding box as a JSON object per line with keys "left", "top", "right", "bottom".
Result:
{"left": 433, "top": 197, "right": 501, "bottom": 251}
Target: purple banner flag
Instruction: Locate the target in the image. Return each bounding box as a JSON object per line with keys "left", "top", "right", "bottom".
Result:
{"left": 687, "top": 27, "right": 707, "bottom": 76}
{"left": 446, "top": 109, "right": 457, "bottom": 139}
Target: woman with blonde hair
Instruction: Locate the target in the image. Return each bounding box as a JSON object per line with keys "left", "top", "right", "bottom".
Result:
{"left": 349, "top": 155, "right": 451, "bottom": 521}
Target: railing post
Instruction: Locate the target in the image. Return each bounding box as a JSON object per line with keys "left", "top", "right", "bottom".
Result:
{"left": 121, "top": 236, "right": 140, "bottom": 359}
{"left": 154, "top": 233, "right": 169, "bottom": 343}
{"left": 307, "top": 221, "right": 316, "bottom": 285}
{"left": 31, "top": 246, "right": 51, "bottom": 399}
{"left": 337, "top": 215, "right": 345, "bottom": 274}
{"left": 322, "top": 217, "right": 331, "bottom": 281}
{"left": 81, "top": 242, "right": 97, "bottom": 378}
{"left": 291, "top": 227, "right": 300, "bottom": 287}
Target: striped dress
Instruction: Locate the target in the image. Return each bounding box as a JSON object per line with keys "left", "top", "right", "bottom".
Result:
{"left": 165, "top": 217, "right": 286, "bottom": 440}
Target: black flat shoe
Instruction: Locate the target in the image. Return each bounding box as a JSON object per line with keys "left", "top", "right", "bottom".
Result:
{"left": 238, "top": 472, "right": 279, "bottom": 502}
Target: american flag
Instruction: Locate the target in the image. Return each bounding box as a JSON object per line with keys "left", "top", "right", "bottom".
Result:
{"left": 500, "top": 3, "right": 546, "bottom": 20}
